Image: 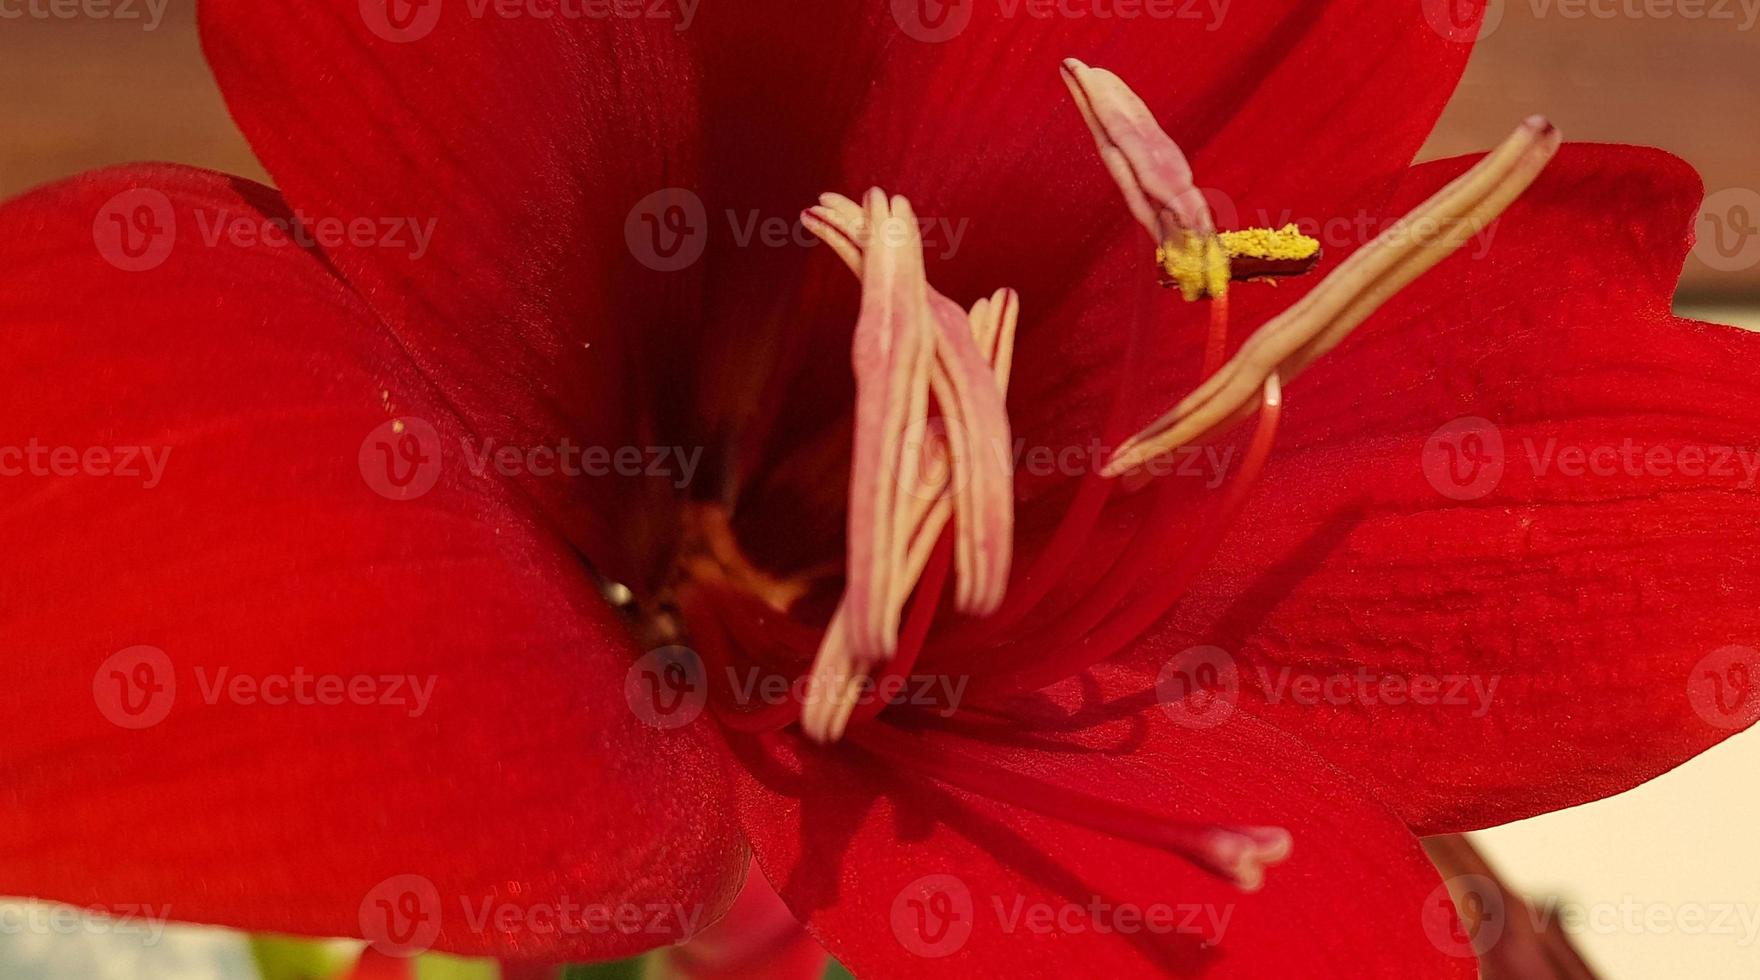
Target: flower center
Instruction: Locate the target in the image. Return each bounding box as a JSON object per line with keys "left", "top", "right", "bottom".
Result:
{"left": 649, "top": 57, "right": 1560, "bottom": 894}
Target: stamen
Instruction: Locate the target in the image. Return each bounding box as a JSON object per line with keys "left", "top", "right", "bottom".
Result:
{"left": 1060, "top": 57, "right": 1215, "bottom": 245}
{"left": 983, "top": 375, "right": 1282, "bottom": 697}
{"left": 1105, "top": 116, "right": 1560, "bottom": 477}
{"left": 840, "top": 189, "right": 935, "bottom": 665}
{"left": 803, "top": 192, "right": 1017, "bottom": 617}
{"left": 797, "top": 190, "right": 1019, "bottom": 743}
{"left": 851, "top": 723, "right": 1293, "bottom": 891}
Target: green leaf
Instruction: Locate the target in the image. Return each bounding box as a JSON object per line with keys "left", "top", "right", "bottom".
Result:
{"left": 248, "top": 935, "right": 350, "bottom": 980}
{"left": 822, "top": 960, "right": 855, "bottom": 980}
{"left": 557, "top": 959, "right": 646, "bottom": 980}
{"left": 416, "top": 953, "right": 499, "bottom": 980}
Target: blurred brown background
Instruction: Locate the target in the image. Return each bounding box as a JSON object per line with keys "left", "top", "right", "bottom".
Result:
{"left": 2, "top": 0, "right": 1757, "bottom": 297}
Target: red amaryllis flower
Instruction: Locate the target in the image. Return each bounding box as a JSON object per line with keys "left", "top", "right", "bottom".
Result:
{"left": 3, "top": 1, "right": 1756, "bottom": 977}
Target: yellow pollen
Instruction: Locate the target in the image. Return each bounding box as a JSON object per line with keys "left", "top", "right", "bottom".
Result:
{"left": 1156, "top": 232, "right": 1230, "bottom": 302}
{"left": 1219, "top": 224, "right": 1321, "bottom": 264}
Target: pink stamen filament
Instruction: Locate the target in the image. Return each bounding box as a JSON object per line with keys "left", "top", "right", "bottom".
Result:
{"left": 844, "top": 531, "right": 955, "bottom": 730}
{"left": 988, "top": 374, "right": 1282, "bottom": 697}
{"left": 850, "top": 722, "right": 1291, "bottom": 890}
{"left": 1202, "top": 292, "right": 1230, "bottom": 379}
{"left": 928, "top": 269, "right": 1157, "bottom": 653}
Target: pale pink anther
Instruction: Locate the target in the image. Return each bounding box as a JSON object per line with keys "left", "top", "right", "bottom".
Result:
{"left": 1060, "top": 58, "right": 1216, "bottom": 248}
{"left": 840, "top": 189, "right": 936, "bottom": 669}
{"left": 804, "top": 193, "right": 1016, "bottom": 617}
{"left": 797, "top": 190, "right": 1019, "bottom": 743}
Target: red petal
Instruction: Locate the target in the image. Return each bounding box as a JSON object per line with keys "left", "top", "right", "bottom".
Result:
{"left": 1121, "top": 145, "right": 1760, "bottom": 832}
{"left": 345, "top": 949, "right": 414, "bottom": 980}
{"left": 732, "top": 678, "right": 1472, "bottom": 977}
{"left": 661, "top": 869, "right": 829, "bottom": 980}
{"left": 0, "top": 168, "right": 743, "bottom": 959}
{"left": 198, "top": 1, "right": 701, "bottom": 585}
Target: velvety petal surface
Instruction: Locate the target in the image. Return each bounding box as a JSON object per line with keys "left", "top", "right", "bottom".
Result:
{"left": 1117, "top": 145, "right": 1760, "bottom": 832}
{"left": 0, "top": 168, "right": 744, "bottom": 959}
{"left": 732, "top": 676, "right": 1473, "bottom": 978}
{"left": 198, "top": 0, "right": 704, "bottom": 587}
